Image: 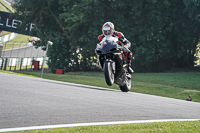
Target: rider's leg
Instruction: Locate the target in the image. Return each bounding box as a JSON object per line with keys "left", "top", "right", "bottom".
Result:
{"left": 123, "top": 50, "right": 134, "bottom": 74}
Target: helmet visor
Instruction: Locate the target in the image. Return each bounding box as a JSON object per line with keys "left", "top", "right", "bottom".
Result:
{"left": 103, "top": 30, "right": 111, "bottom": 35}
{"left": 103, "top": 26, "right": 111, "bottom": 36}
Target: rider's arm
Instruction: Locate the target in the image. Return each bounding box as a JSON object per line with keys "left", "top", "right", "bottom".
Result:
{"left": 98, "top": 34, "right": 104, "bottom": 42}
{"left": 116, "top": 32, "right": 131, "bottom": 48}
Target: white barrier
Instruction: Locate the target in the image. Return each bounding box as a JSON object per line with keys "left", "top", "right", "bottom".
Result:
{"left": 0, "top": 33, "right": 18, "bottom": 43}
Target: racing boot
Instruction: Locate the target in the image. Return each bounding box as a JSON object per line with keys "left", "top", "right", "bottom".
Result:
{"left": 124, "top": 50, "right": 134, "bottom": 74}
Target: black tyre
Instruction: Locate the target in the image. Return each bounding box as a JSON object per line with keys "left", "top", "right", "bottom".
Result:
{"left": 119, "top": 77, "right": 131, "bottom": 92}
{"left": 104, "top": 62, "right": 114, "bottom": 86}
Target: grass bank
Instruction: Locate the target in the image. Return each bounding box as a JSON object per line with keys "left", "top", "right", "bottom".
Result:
{"left": 5, "top": 120, "right": 200, "bottom": 133}
{"left": 2, "top": 70, "right": 200, "bottom": 102}
{"left": 2, "top": 34, "right": 32, "bottom": 50}
{"left": 0, "top": 0, "right": 14, "bottom": 12}
{"left": 8, "top": 34, "right": 31, "bottom": 43}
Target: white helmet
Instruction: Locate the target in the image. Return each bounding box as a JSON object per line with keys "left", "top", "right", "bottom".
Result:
{"left": 102, "top": 22, "right": 115, "bottom": 36}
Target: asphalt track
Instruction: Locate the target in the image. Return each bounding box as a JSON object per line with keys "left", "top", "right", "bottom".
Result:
{"left": 0, "top": 72, "right": 200, "bottom": 130}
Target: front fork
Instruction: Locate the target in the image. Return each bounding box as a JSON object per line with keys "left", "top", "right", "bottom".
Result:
{"left": 105, "top": 59, "right": 115, "bottom": 74}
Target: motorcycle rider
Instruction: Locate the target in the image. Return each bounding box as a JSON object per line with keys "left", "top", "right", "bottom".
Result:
{"left": 98, "top": 22, "right": 134, "bottom": 74}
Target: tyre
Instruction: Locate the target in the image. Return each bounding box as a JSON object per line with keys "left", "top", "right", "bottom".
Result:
{"left": 104, "top": 61, "right": 114, "bottom": 86}
{"left": 119, "top": 77, "right": 131, "bottom": 92}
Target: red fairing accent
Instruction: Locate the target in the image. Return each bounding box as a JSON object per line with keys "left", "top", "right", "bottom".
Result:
{"left": 116, "top": 32, "right": 122, "bottom": 38}
{"left": 98, "top": 34, "right": 104, "bottom": 41}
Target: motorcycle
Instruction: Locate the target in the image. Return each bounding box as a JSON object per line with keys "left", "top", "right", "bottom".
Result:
{"left": 95, "top": 36, "right": 132, "bottom": 92}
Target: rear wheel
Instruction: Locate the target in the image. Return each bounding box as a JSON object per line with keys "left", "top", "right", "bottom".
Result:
{"left": 104, "top": 62, "right": 114, "bottom": 86}
{"left": 119, "top": 76, "right": 131, "bottom": 92}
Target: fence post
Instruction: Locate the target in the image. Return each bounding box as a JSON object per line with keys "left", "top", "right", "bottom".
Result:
{"left": 2, "top": 42, "right": 7, "bottom": 58}
{"left": 20, "top": 58, "right": 23, "bottom": 71}
{"left": 41, "top": 41, "right": 53, "bottom": 78}
{"left": 4, "top": 58, "right": 7, "bottom": 70}
{"left": 25, "top": 58, "right": 28, "bottom": 70}
{"left": 15, "top": 42, "right": 22, "bottom": 71}
{"left": 10, "top": 58, "right": 12, "bottom": 71}
{"left": 31, "top": 57, "right": 34, "bottom": 69}
{"left": 0, "top": 44, "right": 3, "bottom": 58}
{"left": 8, "top": 42, "right": 16, "bottom": 71}
{"left": 14, "top": 58, "right": 17, "bottom": 71}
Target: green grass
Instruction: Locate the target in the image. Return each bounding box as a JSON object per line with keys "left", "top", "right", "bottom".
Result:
{"left": 0, "top": 0, "right": 15, "bottom": 12}
{"left": 0, "top": 31, "right": 11, "bottom": 37}
{"left": 8, "top": 121, "right": 200, "bottom": 133}
{"left": 2, "top": 34, "right": 32, "bottom": 50}
{"left": 1, "top": 70, "right": 200, "bottom": 102}
{"left": 132, "top": 72, "right": 200, "bottom": 102}
{"left": 8, "top": 34, "right": 32, "bottom": 43}
{"left": 0, "top": 1, "right": 8, "bottom": 12}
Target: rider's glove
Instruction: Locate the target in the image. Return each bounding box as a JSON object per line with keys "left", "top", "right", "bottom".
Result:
{"left": 124, "top": 41, "right": 131, "bottom": 48}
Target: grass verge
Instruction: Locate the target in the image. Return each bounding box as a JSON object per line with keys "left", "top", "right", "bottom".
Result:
{"left": 0, "top": 0, "right": 15, "bottom": 12}
{"left": 6, "top": 121, "right": 200, "bottom": 133}
{"left": 8, "top": 34, "right": 31, "bottom": 43}
{"left": 0, "top": 3, "right": 7, "bottom": 11}
{"left": 2, "top": 34, "right": 32, "bottom": 50}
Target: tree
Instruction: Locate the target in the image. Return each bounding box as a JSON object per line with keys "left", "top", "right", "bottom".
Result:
{"left": 13, "top": 0, "right": 72, "bottom": 72}
{"left": 125, "top": 0, "right": 200, "bottom": 71}
{"left": 13, "top": 0, "right": 200, "bottom": 72}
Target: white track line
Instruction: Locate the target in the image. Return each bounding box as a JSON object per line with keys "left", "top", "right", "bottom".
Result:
{"left": 0, "top": 119, "right": 199, "bottom": 132}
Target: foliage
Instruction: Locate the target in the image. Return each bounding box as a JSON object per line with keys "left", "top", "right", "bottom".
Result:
{"left": 126, "top": 0, "right": 200, "bottom": 71}
{"left": 13, "top": 0, "right": 70, "bottom": 72}
{"left": 12, "top": 0, "right": 200, "bottom": 72}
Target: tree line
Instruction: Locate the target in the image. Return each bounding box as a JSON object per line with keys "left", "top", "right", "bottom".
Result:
{"left": 13, "top": 0, "right": 200, "bottom": 72}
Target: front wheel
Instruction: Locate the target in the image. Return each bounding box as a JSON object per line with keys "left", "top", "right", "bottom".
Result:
{"left": 104, "top": 61, "right": 114, "bottom": 86}
{"left": 119, "top": 77, "right": 131, "bottom": 92}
